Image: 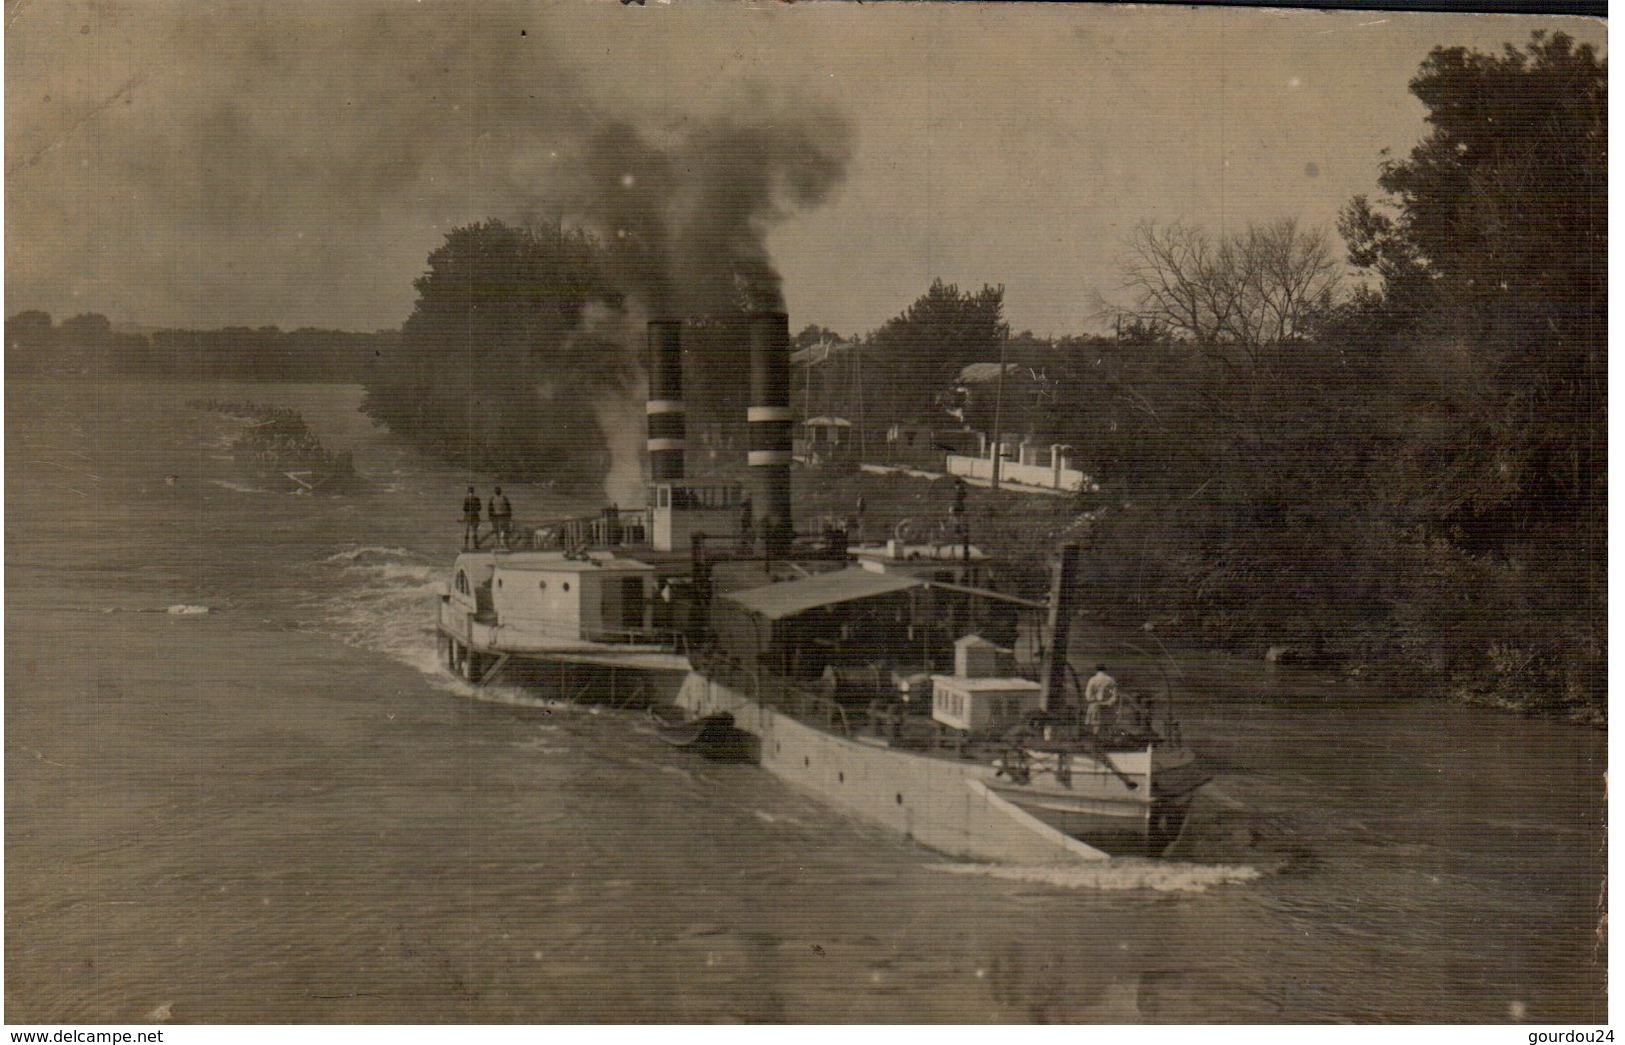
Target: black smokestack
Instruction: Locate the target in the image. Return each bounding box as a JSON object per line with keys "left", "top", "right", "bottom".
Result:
{"left": 646, "top": 319, "right": 686, "bottom": 482}
{"left": 570, "top": 106, "right": 849, "bottom": 503}
{"left": 747, "top": 311, "right": 794, "bottom": 558}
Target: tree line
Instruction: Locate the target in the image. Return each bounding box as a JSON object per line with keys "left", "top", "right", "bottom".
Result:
{"left": 776, "top": 33, "right": 1606, "bottom": 718}
{"left": 5, "top": 311, "right": 391, "bottom": 381}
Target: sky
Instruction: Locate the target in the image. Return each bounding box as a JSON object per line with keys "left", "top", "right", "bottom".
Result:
{"left": 4, "top": 1, "right": 1606, "bottom": 339}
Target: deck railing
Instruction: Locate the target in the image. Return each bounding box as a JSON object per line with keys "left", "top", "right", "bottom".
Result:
{"left": 534, "top": 510, "right": 651, "bottom": 549}
{"left": 689, "top": 646, "right": 857, "bottom": 737}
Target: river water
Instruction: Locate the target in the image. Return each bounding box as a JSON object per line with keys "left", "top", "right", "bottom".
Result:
{"left": 5, "top": 378, "right": 1606, "bottom": 1023}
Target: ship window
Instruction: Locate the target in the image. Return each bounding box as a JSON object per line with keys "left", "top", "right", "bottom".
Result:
{"left": 895, "top": 793, "right": 904, "bottom": 805}
{"left": 538, "top": 580, "right": 547, "bottom": 590}
{"left": 496, "top": 578, "right": 503, "bottom": 589}
{"left": 562, "top": 582, "right": 571, "bottom": 592}
{"left": 838, "top": 772, "right": 845, "bottom": 783}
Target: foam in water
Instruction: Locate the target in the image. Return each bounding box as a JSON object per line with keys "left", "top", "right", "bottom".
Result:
{"left": 617, "top": 754, "right": 697, "bottom": 782}
{"left": 313, "top": 543, "right": 559, "bottom": 709}
{"left": 208, "top": 479, "right": 271, "bottom": 494}
{"left": 511, "top": 737, "right": 572, "bottom": 756}
{"left": 928, "top": 858, "right": 1262, "bottom": 893}
{"left": 321, "top": 545, "right": 422, "bottom": 565}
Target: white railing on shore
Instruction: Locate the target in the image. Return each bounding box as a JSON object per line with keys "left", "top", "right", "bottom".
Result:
{"left": 945, "top": 454, "right": 1087, "bottom": 493}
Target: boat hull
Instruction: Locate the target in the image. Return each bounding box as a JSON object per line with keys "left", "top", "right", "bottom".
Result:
{"left": 983, "top": 783, "right": 1194, "bottom": 859}
{"left": 674, "top": 672, "right": 1201, "bottom": 863}
{"left": 436, "top": 598, "right": 690, "bottom": 705}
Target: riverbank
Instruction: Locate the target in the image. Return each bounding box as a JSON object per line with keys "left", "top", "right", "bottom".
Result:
{"left": 778, "top": 464, "right": 1605, "bottom": 728}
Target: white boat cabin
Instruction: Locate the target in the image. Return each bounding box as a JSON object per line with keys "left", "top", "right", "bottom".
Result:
{"left": 448, "top": 550, "right": 661, "bottom": 644}
{"left": 931, "top": 675, "right": 1043, "bottom": 734}
{"left": 930, "top": 634, "right": 1040, "bottom": 734}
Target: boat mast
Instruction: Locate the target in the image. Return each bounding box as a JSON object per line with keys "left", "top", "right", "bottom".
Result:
{"left": 1038, "top": 542, "right": 1082, "bottom": 715}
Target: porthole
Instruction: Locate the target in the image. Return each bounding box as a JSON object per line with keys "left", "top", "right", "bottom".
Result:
{"left": 895, "top": 793, "right": 904, "bottom": 805}
{"left": 496, "top": 578, "right": 502, "bottom": 589}
{"left": 804, "top": 756, "right": 810, "bottom": 767}
{"left": 562, "top": 582, "right": 571, "bottom": 592}
{"left": 838, "top": 772, "right": 845, "bottom": 783}
{"left": 538, "top": 580, "right": 547, "bottom": 590}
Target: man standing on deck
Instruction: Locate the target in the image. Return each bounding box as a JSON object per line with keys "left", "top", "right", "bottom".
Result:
{"left": 1084, "top": 664, "right": 1119, "bottom": 731}
{"left": 489, "top": 487, "right": 513, "bottom": 549}
{"left": 462, "top": 486, "right": 482, "bottom": 549}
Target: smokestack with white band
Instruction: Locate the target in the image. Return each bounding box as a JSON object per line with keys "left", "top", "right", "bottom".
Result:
{"left": 646, "top": 319, "right": 686, "bottom": 483}
{"left": 747, "top": 311, "right": 794, "bottom": 557}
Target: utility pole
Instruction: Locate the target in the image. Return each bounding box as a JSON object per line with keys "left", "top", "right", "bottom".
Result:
{"left": 989, "top": 325, "right": 1008, "bottom": 491}
{"left": 853, "top": 340, "right": 867, "bottom": 461}
{"left": 804, "top": 339, "right": 816, "bottom": 419}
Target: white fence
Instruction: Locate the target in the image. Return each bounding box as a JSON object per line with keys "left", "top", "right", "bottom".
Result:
{"left": 945, "top": 451, "right": 1088, "bottom": 493}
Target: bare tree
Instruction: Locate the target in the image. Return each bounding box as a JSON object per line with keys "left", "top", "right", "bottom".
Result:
{"left": 1244, "top": 218, "right": 1343, "bottom": 345}
{"left": 1118, "top": 221, "right": 1230, "bottom": 346}
{"left": 1117, "top": 218, "right": 1342, "bottom": 362}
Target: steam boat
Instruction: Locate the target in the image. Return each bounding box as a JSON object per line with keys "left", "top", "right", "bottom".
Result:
{"left": 435, "top": 313, "right": 1208, "bottom": 861}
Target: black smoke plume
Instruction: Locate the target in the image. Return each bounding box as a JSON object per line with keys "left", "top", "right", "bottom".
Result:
{"left": 9, "top": 5, "right": 852, "bottom": 496}
{"left": 561, "top": 97, "right": 852, "bottom": 496}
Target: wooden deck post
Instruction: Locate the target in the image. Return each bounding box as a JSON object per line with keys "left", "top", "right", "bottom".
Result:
{"left": 1039, "top": 543, "right": 1081, "bottom": 714}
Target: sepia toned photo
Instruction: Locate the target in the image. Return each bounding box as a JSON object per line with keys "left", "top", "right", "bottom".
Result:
{"left": 4, "top": 0, "right": 1605, "bottom": 1026}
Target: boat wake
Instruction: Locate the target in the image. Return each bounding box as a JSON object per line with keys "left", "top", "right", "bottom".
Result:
{"left": 510, "top": 737, "right": 573, "bottom": 756}
{"left": 927, "top": 858, "right": 1262, "bottom": 893}
{"left": 323, "top": 544, "right": 417, "bottom": 561}
{"left": 208, "top": 479, "right": 272, "bottom": 494}
{"left": 313, "top": 543, "right": 559, "bottom": 709}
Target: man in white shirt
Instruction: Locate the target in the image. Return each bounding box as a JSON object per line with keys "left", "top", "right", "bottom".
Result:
{"left": 1084, "top": 665, "right": 1118, "bottom": 731}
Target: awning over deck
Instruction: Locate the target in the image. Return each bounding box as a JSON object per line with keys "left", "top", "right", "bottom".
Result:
{"left": 722, "top": 569, "right": 923, "bottom": 621}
